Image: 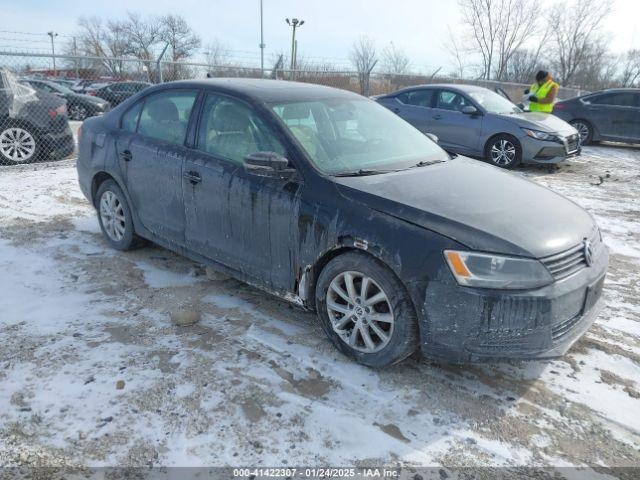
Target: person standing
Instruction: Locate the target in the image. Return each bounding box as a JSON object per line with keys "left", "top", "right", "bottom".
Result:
{"left": 527, "top": 70, "right": 559, "bottom": 113}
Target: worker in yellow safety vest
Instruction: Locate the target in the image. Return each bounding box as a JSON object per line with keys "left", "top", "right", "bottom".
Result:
{"left": 526, "top": 70, "right": 559, "bottom": 113}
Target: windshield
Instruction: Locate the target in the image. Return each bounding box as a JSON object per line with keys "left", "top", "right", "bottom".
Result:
{"left": 48, "top": 82, "right": 73, "bottom": 94}
{"left": 468, "top": 90, "right": 521, "bottom": 114}
{"left": 271, "top": 97, "right": 448, "bottom": 175}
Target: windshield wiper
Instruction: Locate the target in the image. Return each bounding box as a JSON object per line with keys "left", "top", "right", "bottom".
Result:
{"left": 409, "top": 159, "right": 445, "bottom": 168}
{"left": 333, "top": 168, "right": 400, "bottom": 177}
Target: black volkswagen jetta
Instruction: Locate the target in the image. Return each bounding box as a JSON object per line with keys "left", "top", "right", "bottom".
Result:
{"left": 77, "top": 79, "right": 609, "bottom": 366}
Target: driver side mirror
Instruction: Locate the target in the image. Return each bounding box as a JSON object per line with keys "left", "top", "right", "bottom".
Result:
{"left": 244, "top": 151, "right": 296, "bottom": 180}
{"left": 461, "top": 105, "right": 480, "bottom": 115}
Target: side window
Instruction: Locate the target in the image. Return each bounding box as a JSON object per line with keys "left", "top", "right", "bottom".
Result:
{"left": 121, "top": 101, "right": 143, "bottom": 132}
{"left": 397, "top": 89, "right": 433, "bottom": 107}
{"left": 137, "top": 91, "right": 197, "bottom": 145}
{"left": 435, "top": 90, "right": 469, "bottom": 112}
{"left": 197, "top": 94, "right": 286, "bottom": 164}
{"left": 590, "top": 93, "right": 635, "bottom": 106}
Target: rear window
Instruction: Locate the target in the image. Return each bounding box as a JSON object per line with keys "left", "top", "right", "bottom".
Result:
{"left": 589, "top": 92, "right": 637, "bottom": 107}
{"left": 396, "top": 89, "right": 433, "bottom": 107}
{"left": 136, "top": 91, "right": 197, "bottom": 145}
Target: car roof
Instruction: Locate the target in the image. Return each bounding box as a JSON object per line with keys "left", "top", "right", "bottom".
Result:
{"left": 151, "top": 78, "right": 361, "bottom": 103}
{"left": 585, "top": 88, "right": 640, "bottom": 94}
{"left": 389, "top": 83, "right": 489, "bottom": 96}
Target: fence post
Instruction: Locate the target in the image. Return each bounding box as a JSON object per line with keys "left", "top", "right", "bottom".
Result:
{"left": 156, "top": 43, "right": 170, "bottom": 83}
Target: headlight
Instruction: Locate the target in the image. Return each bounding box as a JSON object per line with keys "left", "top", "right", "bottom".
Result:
{"left": 521, "top": 128, "right": 560, "bottom": 142}
{"left": 444, "top": 250, "right": 553, "bottom": 289}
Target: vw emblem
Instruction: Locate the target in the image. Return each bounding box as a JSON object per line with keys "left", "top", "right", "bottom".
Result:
{"left": 584, "top": 239, "right": 594, "bottom": 267}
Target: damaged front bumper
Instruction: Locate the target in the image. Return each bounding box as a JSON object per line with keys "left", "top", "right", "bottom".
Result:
{"left": 420, "top": 246, "right": 609, "bottom": 362}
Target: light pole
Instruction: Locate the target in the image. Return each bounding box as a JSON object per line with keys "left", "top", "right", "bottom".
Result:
{"left": 285, "top": 18, "right": 304, "bottom": 78}
{"left": 259, "top": 0, "right": 265, "bottom": 77}
{"left": 47, "top": 31, "right": 58, "bottom": 76}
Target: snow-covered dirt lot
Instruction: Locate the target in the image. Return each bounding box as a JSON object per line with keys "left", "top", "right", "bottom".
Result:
{"left": 0, "top": 145, "right": 639, "bottom": 474}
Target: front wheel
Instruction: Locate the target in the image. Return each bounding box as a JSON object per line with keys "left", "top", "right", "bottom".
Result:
{"left": 96, "top": 180, "right": 144, "bottom": 251}
{"left": 570, "top": 120, "right": 593, "bottom": 145}
{"left": 485, "top": 134, "right": 522, "bottom": 169}
{"left": 69, "top": 104, "right": 89, "bottom": 121}
{"left": 315, "top": 252, "right": 419, "bottom": 367}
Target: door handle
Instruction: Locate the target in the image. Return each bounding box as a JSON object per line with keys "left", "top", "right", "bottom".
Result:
{"left": 183, "top": 170, "right": 202, "bottom": 185}
{"left": 120, "top": 149, "right": 132, "bottom": 162}
{"left": 433, "top": 114, "right": 442, "bottom": 120}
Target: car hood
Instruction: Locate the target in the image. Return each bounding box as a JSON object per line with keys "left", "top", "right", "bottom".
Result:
{"left": 498, "top": 111, "right": 577, "bottom": 136}
{"left": 333, "top": 157, "right": 594, "bottom": 258}
{"left": 71, "top": 93, "right": 108, "bottom": 104}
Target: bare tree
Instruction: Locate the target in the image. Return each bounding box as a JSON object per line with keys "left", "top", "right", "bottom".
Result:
{"left": 445, "top": 26, "right": 468, "bottom": 78}
{"left": 381, "top": 42, "right": 411, "bottom": 75}
{"left": 548, "top": 0, "right": 613, "bottom": 85}
{"left": 160, "top": 14, "right": 201, "bottom": 80}
{"left": 123, "top": 13, "right": 161, "bottom": 65}
{"left": 204, "top": 39, "right": 230, "bottom": 70}
{"left": 349, "top": 36, "right": 378, "bottom": 95}
{"left": 76, "top": 16, "right": 128, "bottom": 76}
{"left": 459, "top": 0, "right": 537, "bottom": 80}
{"left": 619, "top": 49, "right": 640, "bottom": 87}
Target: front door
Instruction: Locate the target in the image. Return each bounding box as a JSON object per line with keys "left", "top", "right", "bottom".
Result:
{"left": 184, "top": 93, "right": 300, "bottom": 288}
{"left": 429, "top": 89, "right": 483, "bottom": 155}
{"left": 122, "top": 90, "right": 198, "bottom": 244}
{"left": 391, "top": 89, "right": 435, "bottom": 134}
{"left": 587, "top": 91, "right": 639, "bottom": 140}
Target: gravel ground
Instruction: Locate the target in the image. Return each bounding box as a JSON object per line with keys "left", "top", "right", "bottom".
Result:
{"left": 0, "top": 145, "right": 639, "bottom": 476}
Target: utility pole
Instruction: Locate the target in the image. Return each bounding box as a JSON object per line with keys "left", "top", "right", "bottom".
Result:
{"left": 73, "top": 36, "right": 79, "bottom": 78}
{"left": 259, "top": 0, "right": 265, "bottom": 77}
{"left": 285, "top": 18, "right": 304, "bottom": 79}
{"left": 47, "top": 31, "right": 58, "bottom": 76}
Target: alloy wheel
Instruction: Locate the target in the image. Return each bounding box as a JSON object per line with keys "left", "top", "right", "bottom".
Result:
{"left": 573, "top": 122, "right": 590, "bottom": 144}
{"left": 99, "top": 191, "right": 126, "bottom": 241}
{"left": 326, "top": 271, "right": 394, "bottom": 353}
{"left": 0, "top": 127, "right": 36, "bottom": 163}
{"left": 69, "top": 104, "right": 88, "bottom": 121}
{"left": 490, "top": 139, "right": 516, "bottom": 166}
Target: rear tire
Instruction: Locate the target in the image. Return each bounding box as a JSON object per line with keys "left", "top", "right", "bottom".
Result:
{"left": 96, "top": 180, "right": 145, "bottom": 251}
{"left": 315, "top": 251, "right": 419, "bottom": 367}
{"left": 0, "top": 122, "right": 40, "bottom": 165}
{"left": 570, "top": 120, "right": 593, "bottom": 145}
{"left": 485, "top": 134, "right": 522, "bottom": 169}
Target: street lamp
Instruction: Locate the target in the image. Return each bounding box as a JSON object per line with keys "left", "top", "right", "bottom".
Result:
{"left": 47, "top": 31, "right": 58, "bottom": 76}
{"left": 285, "top": 18, "right": 304, "bottom": 77}
{"left": 259, "top": 0, "right": 265, "bottom": 77}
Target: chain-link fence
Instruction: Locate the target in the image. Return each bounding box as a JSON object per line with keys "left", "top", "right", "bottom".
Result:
{"left": 0, "top": 51, "right": 587, "bottom": 166}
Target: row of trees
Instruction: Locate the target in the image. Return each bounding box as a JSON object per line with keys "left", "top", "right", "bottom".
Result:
{"left": 453, "top": 0, "right": 640, "bottom": 89}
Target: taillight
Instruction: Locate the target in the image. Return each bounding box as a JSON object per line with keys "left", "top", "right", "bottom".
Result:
{"left": 48, "top": 104, "right": 67, "bottom": 118}
{"left": 87, "top": 91, "right": 96, "bottom": 96}
{"left": 554, "top": 103, "right": 566, "bottom": 110}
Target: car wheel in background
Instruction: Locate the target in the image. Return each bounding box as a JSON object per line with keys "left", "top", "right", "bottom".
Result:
{"left": 485, "top": 134, "right": 522, "bottom": 169}
{"left": 69, "top": 104, "right": 89, "bottom": 121}
{"left": 96, "top": 180, "right": 144, "bottom": 251}
{"left": 0, "top": 124, "right": 40, "bottom": 165}
{"left": 570, "top": 120, "right": 593, "bottom": 145}
{"left": 315, "top": 251, "right": 419, "bottom": 367}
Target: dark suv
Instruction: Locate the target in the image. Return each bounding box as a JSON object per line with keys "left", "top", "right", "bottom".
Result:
{"left": 553, "top": 88, "right": 640, "bottom": 145}
{"left": 0, "top": 69, "right": 74, "bottom": 165}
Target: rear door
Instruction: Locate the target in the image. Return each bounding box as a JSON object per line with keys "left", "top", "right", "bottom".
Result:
{"left": 585, "top": 91, "right": 638, "bottom": 140}
{"left": 122, "top": 89, "right": 198, "bottom": 244}
{"left": 389, "top": 89, "right": 435, "bottom": 134}
{"left": 429, "top": 89, "right": 483, "bottom": 155}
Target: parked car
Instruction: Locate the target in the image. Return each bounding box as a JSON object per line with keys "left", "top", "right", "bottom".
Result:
{"left": 88, "top": 81, "right": 151, "bottom": 106}
{"left": 0, "top": 69, "right": 74, "bottom": 165}
{"left": 376, "top": 84, "right": 580, "bottom": 169}
{"left": 552, "top": 88, "right": 640, "bottom": 145}
{"left": 21, "top": 78, "right": 110, "bottom": 120}
{"left": 77, "top": 79, "right": 608, "bottom": 365}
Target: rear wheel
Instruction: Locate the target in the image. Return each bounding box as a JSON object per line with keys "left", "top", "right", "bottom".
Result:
{"left": 69, "top": 104, "right": 89, "bottom": 121}
{"left": 0, "top": 124, "right": 40, "bottom": 165}
{"left": 96, "top": 180, "right": 144, "bottom": 251}
{"left": 485, "top": 134, "right": 522, "bottom": 169}
{"left": 315, "top": 252, "right": 419, "bottom": 367}
{"left": 570, "top": 120, "right": 593, "bottom": 145}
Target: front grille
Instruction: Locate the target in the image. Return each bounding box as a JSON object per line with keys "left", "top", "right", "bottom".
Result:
{"left": 551, "top": 313, "right": 582, "bottom": 340}
{"left": 541, "top": 230, "right": 601, "bottom": 280}
{"left": 566, "top": 134, "right": 579, "bottom": 153}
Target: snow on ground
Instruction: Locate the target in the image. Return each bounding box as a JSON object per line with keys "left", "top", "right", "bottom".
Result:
{"left": 0, "top": 145, "right": 639, "bottom": 473}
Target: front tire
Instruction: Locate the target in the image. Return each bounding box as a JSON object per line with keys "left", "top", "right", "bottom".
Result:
{"left": 96, "top": 180, "right": 144, "bottom": 251}
{"left": 315, "top": 252, "right": 419, "bottom": 367}
{"left": 485, "top": 134, "right": 522, "bottom": 169}
{"left": 0, "top": 123, "right": 40, "bottom": 165}
{"left": 69, "top": 104, "right": 89, "bottom": 121}
{"left": 570, "top": 120, "right": 593, "bottom": 145}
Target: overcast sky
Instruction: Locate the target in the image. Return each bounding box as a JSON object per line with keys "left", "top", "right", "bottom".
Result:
{"left": 3, "top": 0, "right": 639, "bottom": 73}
